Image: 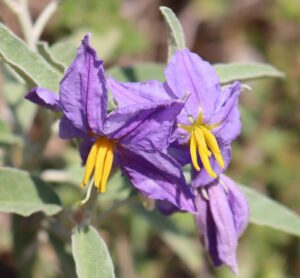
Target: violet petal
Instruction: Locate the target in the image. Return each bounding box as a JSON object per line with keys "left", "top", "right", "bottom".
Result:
{"left": 25, "top": 87, "right": 61, "bottom": 112}
{"left": 118, "top": 146, "right": 196, "bottom": 213}
{"left": 60, "top": 34, "right": 107, "bottom": 134}
{"left": 105, "top": 99, "right": 185, "bottom": 152}
{"left": 165, "top": 49, "right": 221, "bottom": 121}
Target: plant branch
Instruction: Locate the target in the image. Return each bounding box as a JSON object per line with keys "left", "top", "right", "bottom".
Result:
{"left": 2, "top": 0, "right": 59, "bottom": 49}
{"left": 32, "top": 0, "right": 59, "bottom": 44}
{"left": 2, "top": 0, "right": 20, "bottom": 13}
{"left": 2, "top": 0, "right": 35, "bottom": 48}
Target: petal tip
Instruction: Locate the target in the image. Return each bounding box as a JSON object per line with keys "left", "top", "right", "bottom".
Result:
{"left": 230, "top": 263, "right": 239, "bottom": 275}
{"left": 24, "top": 88, "right": 36, "bottom": 100}
{"left": 82, "top": 33, "right": 91, "bottom": 44}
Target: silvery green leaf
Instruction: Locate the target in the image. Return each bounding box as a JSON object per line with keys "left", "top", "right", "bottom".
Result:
{"left": 160, "top": 6, "right": 185, "bottom": 59}
{"left": 240, "top": 185, "right": 300, "bottom": 237}
{"left": 37, "top": 41, "right": 65, "bottom": 73}
{"left": 49, "top": 29, "right": 122, "bottom": 69}
{"left": 0, "top": 23, "right": 61, "bottom": 91}
{"left": 215, "top": 63, "right": 285, "bottom": 84}
{"left": 0, "top": 168, "right": 61, "bottom": 216}
{"left": 72, "top": 225, "right": 115, "bottom": 278}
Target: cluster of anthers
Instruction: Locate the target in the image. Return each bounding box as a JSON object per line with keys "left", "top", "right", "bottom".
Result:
{"left": 81, "top": 137, "right": 114, "bottom": 193}
{"left": 179, "top": 112, "right": 224, "bottom": 178}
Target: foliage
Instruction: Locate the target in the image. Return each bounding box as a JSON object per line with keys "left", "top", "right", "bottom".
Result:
{"left": 0, "top": 1, "right": 299, "bottom": 277}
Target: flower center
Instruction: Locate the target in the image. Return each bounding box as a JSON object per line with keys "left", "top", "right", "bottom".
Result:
{"left": 179, "top": 113, "right": 224, "bottom": 178}
{"left": 81, "top": 137, "right": 114, "bottom": 193}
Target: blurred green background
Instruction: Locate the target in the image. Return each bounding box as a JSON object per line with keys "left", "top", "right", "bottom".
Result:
{"left": 0, "top": 0, "right": 300, "bottom": 277}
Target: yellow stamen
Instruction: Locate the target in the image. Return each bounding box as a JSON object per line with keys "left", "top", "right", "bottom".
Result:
{"left": 81, "top": 139, "right": 101, "bottom": 187}
{"left": 201, "top": 126, "right": 225, "bottom": 168}
{"left": 179, "top": 111, "right": 225, "bottom": 178}
{"left": 196, "top": 111, "right": 203, "bottom": 123}
{"left": 99, "top": 142, "right": 114, "bottom": 193}
{"left": 190, "top": 131, "right": 200, "bottom": 171}
{"left": 81, "top": 137, "right": 114, "bottom": 193}
{"left": 178, "top": 124, "right": 193, "bottom": 132}
{"left": 206, "top": 123, "right": 220, "bottom": 130}
{"left": 94, "top": 138, "right": 109, "bottom": 189}
{"left": 194, "top": 127, "right": 217, "bottom": 178}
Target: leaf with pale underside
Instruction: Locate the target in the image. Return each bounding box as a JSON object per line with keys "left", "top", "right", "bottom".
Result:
{"left": 215, "top": 63, "right": 285, "bottom": 84}
{"left": 72, "top": 225, "right": 115, "bottom": 278}
{"left": 160, "top": 6, "right": 186, "bottom": 59}
{"left": 240, "top": 185, "right": 300, "bottom": 237}
{"left": 0, "top": 23, "right": 61, "bottom": 91}
{"left": 37, "top": 41, "right": 65, "bottom": 73}
{"left": 0, "top": 168, "right": 61, "bottom": 216}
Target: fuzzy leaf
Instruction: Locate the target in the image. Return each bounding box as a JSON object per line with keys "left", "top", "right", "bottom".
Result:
{"left": 240, "top": 185, "right": 300, "bottom": 237}
{"left": 215, "top": 63, "right": 285, "bottom": 84}
{"left": 160, "top": 6, "right": 185, "bottom": 59}
{"left": 0, "top": 23, "right": 61, "bottom": 91}
{"left": 0, "top": 168, "right": 61, "bottom": 216}
{"left": 50, "top": 40, "right": 78, "bottom": 69}
{"left": 37, "top": 41, "right": 65, "bottom": 73}
{"left": 72, "top": 225, "right": 115, "bottom": 278}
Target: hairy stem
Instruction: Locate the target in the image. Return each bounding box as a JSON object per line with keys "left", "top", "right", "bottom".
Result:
{"left": 2, "top": 0, "right": 59, "bottom": 49}
{"left": 32, "top": 0, "right": 59, "bottom": 44}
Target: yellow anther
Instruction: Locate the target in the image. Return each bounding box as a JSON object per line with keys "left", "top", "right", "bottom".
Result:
{"left": 178, "top": 124, "right": 193, "bottom": 132}
{"left": 194, "top": 127, "right": 217, "bottom": 178}
{"left": 201, "top": 127, "right": 224, "bottom": 168}
{"left": 81, "top": 139, "right": 101, "bottom": 187}
{"left": 81, "top": 137, "right": 114, "bottom": 193}
{"left": 190, "top": 131, "right": 200, "bottom": 171}
{"left": 196, "top": 111, "right": 203, "bottom": 123}
{"left": 99, "top": 142, "right": 114, "bottom": 193}
{"left": 94, "top": 139, "right": 109, "bottom": 189}
{"left": 206, "top": 123, "right": 220, "bottom": 130}
{"left": 179, "top": 111, "right": 224, "bottom": 178}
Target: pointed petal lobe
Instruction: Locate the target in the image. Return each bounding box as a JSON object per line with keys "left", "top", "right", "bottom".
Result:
{"left": 165, "top": 49, "right": 221, "bottom": 120}
{"left": 118, "top": 146, "right": 196, "bottom": 213}
{"left": 208, "top": 183, "right": 239, "bottom": 274}
{"left": 60, "top": 34, "right": 107, "bottom": 134}
{"left": 220, "top": 175, "right": 249, "bottom": 236}
{"left": 209, "top": 82, "right": 241, "bottom": 145}
{"left": 25, "top": 87, "right": 61, "bottom": 111}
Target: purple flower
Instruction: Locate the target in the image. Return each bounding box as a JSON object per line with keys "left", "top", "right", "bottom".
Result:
{"left": 157, "top": 175, "right": 249, "bottom": 273}
{"left": 108, "top": 49, "right": 241, "bottom": 187}
{"left": 108, "top": 49, "right": 247, "bottom": 273}
{"left": 195, "top": 175, "right": 249, "bottom": 274}
{"left": 25, "top": 35, "right": 196, "bottom": 213}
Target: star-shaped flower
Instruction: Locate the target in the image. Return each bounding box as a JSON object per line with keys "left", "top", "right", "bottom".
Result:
{"left": 108, "top": 49, "right": 241, "bottom": 187}
{"left": 25, "top": 35, "right": 195, "bottom": 213}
